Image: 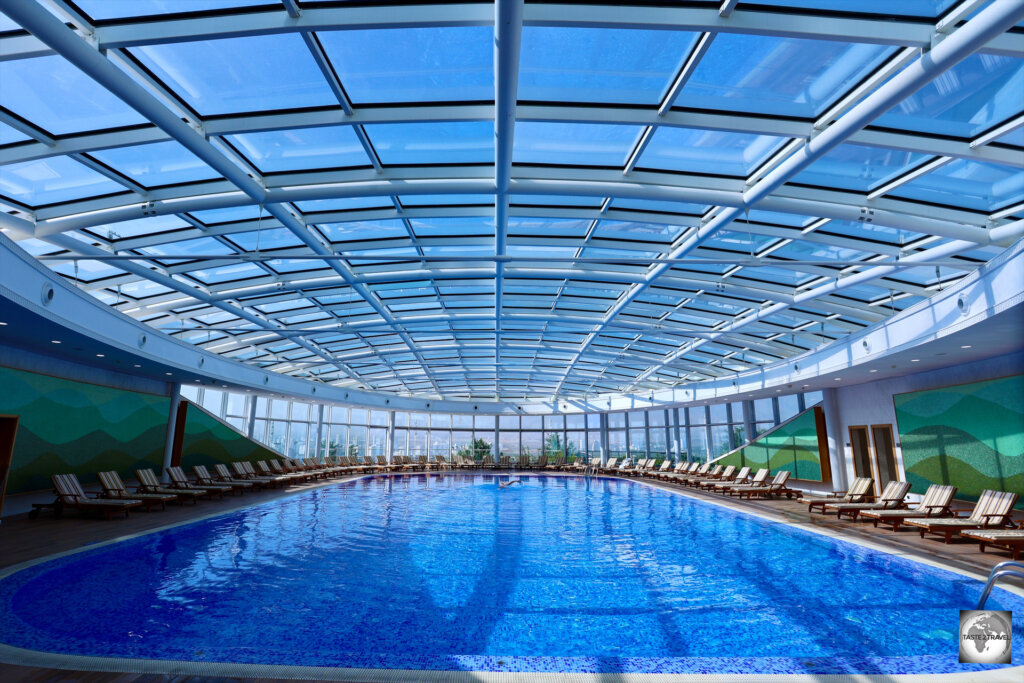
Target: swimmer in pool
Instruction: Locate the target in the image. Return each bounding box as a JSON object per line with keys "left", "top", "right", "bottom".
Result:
{"left": 499, "top": 479, "right": 522, "bottom": 488}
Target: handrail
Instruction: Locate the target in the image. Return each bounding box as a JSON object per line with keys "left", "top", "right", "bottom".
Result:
{"left": 976, "top": 561, "right": 1024, "bottom": 609}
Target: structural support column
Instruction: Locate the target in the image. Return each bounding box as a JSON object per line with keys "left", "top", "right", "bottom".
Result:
{"left": 161, "top": 382, "right": 181, "bottom": 484}
{"left": 386, "top": 410, "right": 396, "bottom": 464}
{"left": 314, "top": 404, "right": 324, "bottom": 461}
{"left": 246, "top": 394, "right": 258, "bottom": 438}
{"left": 821, "top": 387, "right": 847, "bottom": 491}
{"left": 599, "top": 412, "right": 609, "bottom": 465}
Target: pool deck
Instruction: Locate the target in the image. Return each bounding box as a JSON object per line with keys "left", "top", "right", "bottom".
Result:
{"left": 1, "top": 469, "right": 1022, "bottom": 682}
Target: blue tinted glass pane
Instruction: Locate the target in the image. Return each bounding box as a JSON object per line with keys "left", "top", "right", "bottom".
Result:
{"left": 90, "top": 215, "right": 190, "bottom": 240}
{"left": 365, "top": 122, "right": 493, "bottom": 165}
{"left": 227, "top": 127, "right": 368, "bottom": 172}
{"left": 701, "top": 230, "right": 774, "bottom": 252}
{"left": 190, "top": 263, "right": 265, "bottom": 284}
{"left": 410, "top": 217, "right": 491, "bottom": 236}
{"left": 822, "top": 219, "right": 923, "bottom": 246}
{"left": 742, "top": 0, "right": 956, "bottom": 16}
{"left": 514, "top": 122, "right": 640, "bottom": 166}
{"left": 400, "top": 194, "right": 492, "bottom": 206}
{"left": 997, "top": 126, "right": 1024, "bottom": 147}
{"left": 319, "top": 219, "right": 408, "bottom": 242}
{"left": 593, "top": 221, "right": 682, "bottom": 242}
{"left": 226, "top": 228, "right": 303, "bottom": 250}
{"left": 139, "top": 236, "right": 234, "bottom": 258}
{"left": 75, "top": 0, "right": 274, "bottom": 19}
{"left": 891, "top": 159, "right": 1024, "bottom": 212}
{"left": 640, "top": 127, "right": 784, "bottom": 176}
{"left": 90, "top": 140, "right": 219, "bottom": 187}
{"left": 0, "top": 156, "right": 124, "bottom": 206}
{"left": 771, "top": 241, "right": 875, "bottom": 262}
{"left": 0, "top": 12, "right": 20, "bottom": 32}
{"left": 0, "top": 56, "right": 147, "bottom": 135}
{"left": 508, "top": 218, "right": 590, "bottom": 236}
{"left": 189, "top": 206, "right": 262, "bottom": 224}
{"left": 678, "top": 35, "right": 893, "bottom": 117}
{"left": 520, "top": 27, "right": 697, "bottom": 104}
{"left": 132, "top": 34, "right": 336, "bottom": 115}
{"left": 612, "top": 198, "right": 708, "bottom": 214}
{"left": 875, "top": 54, "right": 1024, "bottom": 137}
{"left": 511, "top": 194, "right": 604, "bottom": 207}
{"left": 50, "top": 259, "right": 121, "bottom": 282}
{"left": 318, "top": 27, "right": 492, "bottom": 104}
{"left": 793, "top": 143, "right": 928, "bottom": 192}
{"left": 296, "top": 197, "right": 390, "bottom": 212}
{"left": 0, "top": 122, "right": 30, "bottom": 145}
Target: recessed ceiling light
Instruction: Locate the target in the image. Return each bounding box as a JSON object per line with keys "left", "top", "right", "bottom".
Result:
{"left": 961, "top": 345, "right": 972, "bottom": 349}
{"left": 834, "top": 377, "right": 841, "bottom": 381}
{"left": 869, "top": 369, "right": 878, "bottom": 373}
{"left": 96, "top": 354, "right": 104, "bottom": 358}
{"left": 165, "top": 372, "right": 172, "bottom": 376}
{"left": 133, "top": 364, "right": 141, "bottom": 368}
{"left": 51, "top": 340, "right": 61, "bottom": 344}
{"left": 0, "top": 321, "right": 7, "bottom": 326}
{"left": 911, "top": 359, "right": 920, "bottom": 362}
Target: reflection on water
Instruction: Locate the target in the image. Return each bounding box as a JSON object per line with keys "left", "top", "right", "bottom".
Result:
{"left": 0, "top": 474, "right": 1021, "bottom": 674}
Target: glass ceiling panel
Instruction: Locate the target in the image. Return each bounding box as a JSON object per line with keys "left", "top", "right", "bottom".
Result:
{"left": 874, "top": 54, "right": 1024, "bottom": 138}
{"left": 742, "top": 0, "right": 957, "bottom": 17}
{"left": 130, "top": 34, "right": 337, "bottom": 116}
{"left": 592, "top": 221, "right": 682, "bottom": 242}
{"left": 514, "top": 122, "right": 641, "bottom": 167}
{"left": 512, "top": 194, "right": 604, "bottom": 207}
{"left": 189, "top": 262, "right": 266, "bottom": 284}
{"left": 997, "top": 126, "right": 1024, "bottom": 147}
{"left": 297, "top": 197, "right": 390, "bottom": 213}
{"left": 187, "top": 206, "right": 263, "bottom": 225}
{"left": 519, "top": 27, "right": 697, "bottom": 105}
{"left": 890, "top": 159, "right": 1024, "bottom": 212}
{"left": 0, "top": 56, "right": 148, "bottom": 135}
{"left": 410, "top": 217, "right": 492, "bottom": 237}
{"left": 75, "top": 0, "right": 275, "bottom": 20}
{"left": 50, "top": 259, "right": 122, "bottom": 282}
{"left": 89, "top": 140, "right": 219, "bottom": 187}
{"left": 319, "top": 219, "right": 409, "bottom": 242}
{"left": 317, "top": 27, "right": 492, "bottom": 104}
{"left": 792, "top": 144, "right": 930, "bottom": 192}
{"left": 400, "top": 194, "right": 491, "bottom": 206}
{"left": 771, "top": 240, "right": 876, "bottom": 262}
{"left": 91, "top": 215, "right": 192, "bottom": 240}
{"left": 508, "top": 218, "right": 590, "bottom": 237}
{"left": 0, "top": 156, "right": 125, "bottom": 206}
{"left": 226, "top": 127, "right": 369, "bottom": 173}
{"left": 611, "top": 198, "right": 708, "bottom": 215}
{"left": 640, "top": 127, "right": 785, "bottom": 176}
{"left": 819, "top": 220, "right": 924, "bottom": 246}
{"left": 225, "top": 228, "right": 303, "bottom": 250}
{"left": 0, "top": 122, "right": 30, "bottom": 146}
{"left": 0, "top": 11, "right": 18, "bottom": 32}
{"left": 138, "top": 236, "right": 235, "bottom": 259}
{"left": 677, "top": 35, "right": 893, "bottom": 118}
{"left": 365, "top": 122, "right": 494, "bottom": 165}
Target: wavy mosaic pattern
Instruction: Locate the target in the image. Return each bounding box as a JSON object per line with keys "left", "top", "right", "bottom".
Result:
{"left": 179, "top": 401, "right": 281, "bottom": 469}
{"left": 717, "top": 408, "right": 824, "bottom": 481}
{"left": 0, "top": 366, "right": 168, "bottom": 494}
{"left": 895, "top": 375, "right": 1023, "bottom": 509}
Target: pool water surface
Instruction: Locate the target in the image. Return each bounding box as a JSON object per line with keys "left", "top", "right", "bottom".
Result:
{"left": 0, "top": 473, "right": 1021, "bottom": 675}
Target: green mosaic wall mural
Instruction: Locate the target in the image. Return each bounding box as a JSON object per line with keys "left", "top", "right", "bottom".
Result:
{"left": 0, "top": 365, "right": 168, "bottom": 494}
{"left": 178, "top": 401, "right": 281, "bottom": 469}
{"left": 894, "top": 374, "right": 1023, "bottom": 509}
{"left": 716, "top": 407, "right": 826, "bottom": 482}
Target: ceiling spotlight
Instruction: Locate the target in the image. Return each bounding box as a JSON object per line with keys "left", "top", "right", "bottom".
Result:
{"left": 133, "top": 364, "right": 141, "bottom": 368}
{"left": 834, "top": 377, "right": 841, "bottom": 381}
{"left": 96, "top": 354, "right": 104, "bottom": 358}
{"left": 0, "top": 321, "right": 7, "bottom": 325}
{"left": 961, "top": 345, "right": 972, "bottom": 349}
{"left": 869, "top": 369, "right": 878, "bottom": 373}
{"left": 165, "top": 372, "right": 173, "bottom": 376}
{"left": 911, "top": 359, "right": 920, "bottom": 362}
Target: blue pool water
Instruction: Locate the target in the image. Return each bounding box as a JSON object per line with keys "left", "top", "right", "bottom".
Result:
{"left": 1, "top": 473, "right": 1021, "bottom": 675}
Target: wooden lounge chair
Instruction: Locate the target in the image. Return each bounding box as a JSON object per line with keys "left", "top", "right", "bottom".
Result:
{"left": 860, "top": 484, "right": 958, "bottom": 531}
{"left": 546, "top": 455, "right": 566, "bottom": 470}
{"left": 961, "top": 523, "right": 1024, "bottom": 560}
{"left": 531, "top": 454, "right": 548, "bottom": 470}
{"left": 166, "top": 466, "right": 226, "bottom": 499}
{"left": 98, "top": 470, "right": 178, "bottom": 510}
{"left": 721, "top": 468, "right": 769, "bottom": 495}
{"left": 647, "top": 460, "right": 673, "bottom": 478}
{"left": 710, "top": 466, "right": 750, "bottom": 493}
{"left": 735, "top": 470, "right": 795, "bottom": 499}
{"left": 194, "top": 465, "right": 252, "bottom": 494}
{"left": 907, "top": 490, "right": 1020, "bottom": 543}
{"left": 214, "top": 463, "right": 265, "bottom": 489}
{"left": 232, "top": 461, "right": 286, "bottom": 487}
{"left": 263, "top": 460, "right": 310, "bottom": 481}
{"left": 687, "top": 464, "right": 726, "bottom": 487}
{"left": 31, "top": 473, "right": 143, "bottom": 519}
{"left": 619, "top": 458, "right": 645, "bottom": 475}
{"left": 138, "top": 468, "right": 205, "bottom": 503}
{"left": 694, "top": 465, "right": 736, "bottom": 490}
{"left": 824, "top": 480, "right": 911, "bottom": 520}
{"left": 657, "top": 461, "right": 698, "bottom": 481}
{"left": 799, "top": 477, "right": 874, "bottom": 513}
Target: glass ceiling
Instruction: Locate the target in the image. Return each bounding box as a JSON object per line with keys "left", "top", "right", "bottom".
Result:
{"left": 0, "top": 0, "right": 1022, "bottom": 403}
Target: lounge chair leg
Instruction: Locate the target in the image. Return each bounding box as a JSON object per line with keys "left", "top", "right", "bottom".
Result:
{"left": 978, "top": 543, "right": 986, "bottom": 553}
{"left": 919, "top": 529, "right": 926, "bottom": 538}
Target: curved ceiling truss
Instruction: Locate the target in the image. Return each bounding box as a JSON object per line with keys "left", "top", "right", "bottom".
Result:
{"left": 0, "top": 0, "right": 1022, "bottom": 402}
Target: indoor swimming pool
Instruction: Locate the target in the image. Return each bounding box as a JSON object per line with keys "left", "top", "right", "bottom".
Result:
{"left": 0, "top": 473, "right": 1021, "bottom": 675}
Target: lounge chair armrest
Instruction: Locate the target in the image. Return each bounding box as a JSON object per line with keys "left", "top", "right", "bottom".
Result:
{"left": 949, "top": 508, "right": 974, "bottom": 517}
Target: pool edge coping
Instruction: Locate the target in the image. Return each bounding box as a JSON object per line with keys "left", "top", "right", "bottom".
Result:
{"left": 0, "top": 470, "right": 1021, "bottom": 682}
